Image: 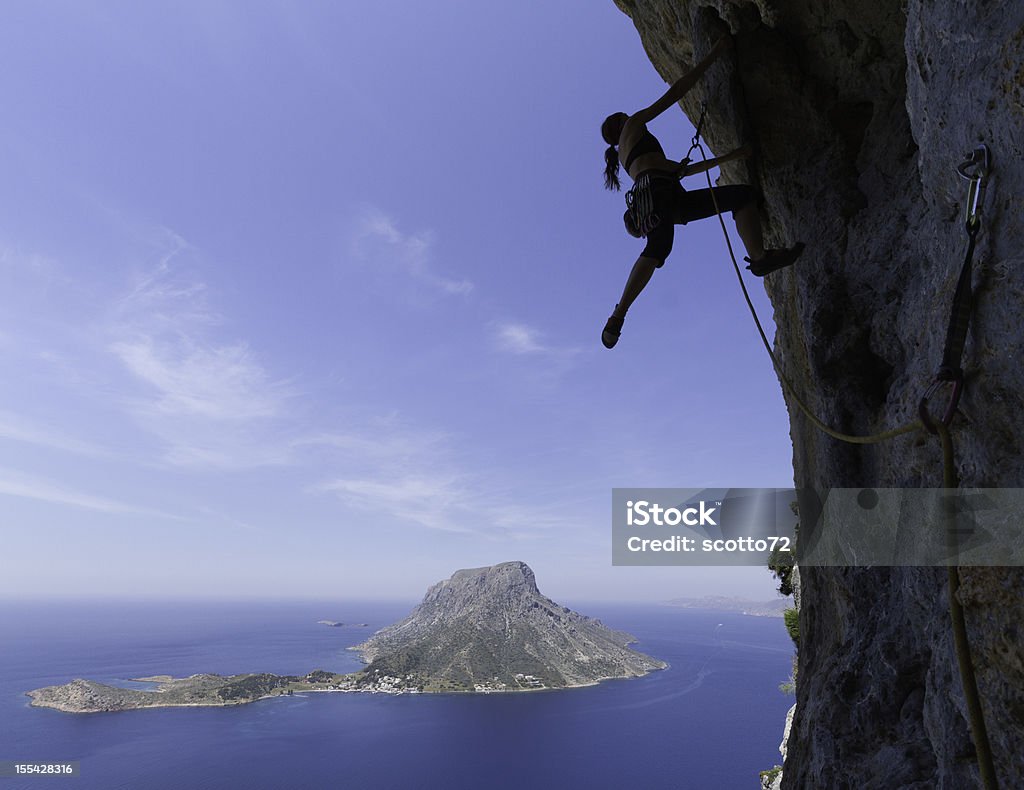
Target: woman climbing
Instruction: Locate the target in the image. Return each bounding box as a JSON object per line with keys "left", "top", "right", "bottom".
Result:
{"left": 600, "top": 36, "right": 804, "bottom": 349}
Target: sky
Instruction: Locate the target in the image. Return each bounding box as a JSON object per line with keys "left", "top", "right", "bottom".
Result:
{"left": 0, "top": 0, "right": 795, "bottom": 603}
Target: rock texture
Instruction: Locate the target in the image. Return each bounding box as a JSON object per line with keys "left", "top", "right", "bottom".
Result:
{"left": 612, "top": 1, "right": 1024, "bottom": 787}
{"left": 355, "top": 561, "right": 666, "bottom": 690}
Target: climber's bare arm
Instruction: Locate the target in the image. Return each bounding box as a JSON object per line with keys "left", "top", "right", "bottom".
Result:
{"left": 627, "top": 36, "right": 732, "bottom": 128}
{"left": 674, "top": 144, "right": 754, "bottom": 178}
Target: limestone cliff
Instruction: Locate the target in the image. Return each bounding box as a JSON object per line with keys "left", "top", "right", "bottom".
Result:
{"left": 612, "top": 1, "right": 1024, "bottom": 787}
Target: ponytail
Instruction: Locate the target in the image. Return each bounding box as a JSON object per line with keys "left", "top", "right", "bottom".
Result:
{"left": 604, "top": 145, "right": 621, "bottom": 191}
{"left": 601, "top": 112, "right": 626, "bottom": 191}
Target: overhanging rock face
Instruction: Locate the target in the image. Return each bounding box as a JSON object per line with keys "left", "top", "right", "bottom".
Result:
{"left": 611, "top": 1, "right": 1024, "bottom": 786}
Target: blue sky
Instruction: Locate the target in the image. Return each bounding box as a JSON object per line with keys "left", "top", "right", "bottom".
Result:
{"left": 0, "top": 1, "right": 793, "bottom": 603}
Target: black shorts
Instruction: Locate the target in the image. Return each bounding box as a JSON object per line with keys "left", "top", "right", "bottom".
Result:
{"left": 639, "top": 177, "right": 756, "bottom": 265}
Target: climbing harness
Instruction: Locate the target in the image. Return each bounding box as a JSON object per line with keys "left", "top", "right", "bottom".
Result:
{"left": 624, "top": 173, "right": 661, "bottom": 238}
{"left": 694, "top": 129, "right": 999, "bottom": 788}
{"left": 918, "top": 144, "right": 991, "bottom": 434}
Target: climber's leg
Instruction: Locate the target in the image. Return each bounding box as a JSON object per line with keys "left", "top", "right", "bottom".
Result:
{"left": 733, "top": 200, "right": 765, "bottom": 262}
{"left": 603, "top": 255, "right": 659, "bottom": 349}
{"left": 602, "top": 217, "right": 674, "bottom": 349}
{"left": 677, "top": 185, "right": 803, "bottom": 276}
{"left": 675, "top": 184, "right": 759, "bottom": 252}
{"left": 614, "top": 256, "right": 660, "bottom": 317}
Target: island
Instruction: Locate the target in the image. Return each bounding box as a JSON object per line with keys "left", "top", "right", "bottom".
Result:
{"left": 27, "top": 561, "right": 665, "bottom": 712}
{"left": 353, "top": 560, "right": 665, "bottom": 692}
{"left": 25, "top": 671, "right": 403, "bottom": 713}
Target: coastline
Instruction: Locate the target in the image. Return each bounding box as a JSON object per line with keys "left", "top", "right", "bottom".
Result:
{"left": 26, "top": 662, "right": 669, "bottom": 714}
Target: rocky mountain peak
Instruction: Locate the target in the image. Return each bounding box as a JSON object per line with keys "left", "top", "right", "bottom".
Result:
{"left": 427, "top": 560, "right": 539, "bottom": 600}
{"left": 354, "top": 562, "right": 664, "bottom": 691}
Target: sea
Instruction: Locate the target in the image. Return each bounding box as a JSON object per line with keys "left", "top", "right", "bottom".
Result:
{"left": 0, "top": 601, "right": 794, "bottom": 789}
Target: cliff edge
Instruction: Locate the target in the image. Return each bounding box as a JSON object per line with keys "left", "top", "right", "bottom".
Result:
{"left": 613, "top": 1, "right": 1024, "bottom": 787}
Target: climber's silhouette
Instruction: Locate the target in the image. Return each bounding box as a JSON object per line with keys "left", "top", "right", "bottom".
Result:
{"left": 600, "top": 36, "right": 804, "bottom": 349}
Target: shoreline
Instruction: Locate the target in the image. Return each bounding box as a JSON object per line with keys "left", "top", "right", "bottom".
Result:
{"left": 26, "top": 664, "right": 667, "bottom": 714}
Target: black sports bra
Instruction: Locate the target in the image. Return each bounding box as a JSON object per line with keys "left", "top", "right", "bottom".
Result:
{"left": 623, "top": 129, "right": 665, "bottom": 171}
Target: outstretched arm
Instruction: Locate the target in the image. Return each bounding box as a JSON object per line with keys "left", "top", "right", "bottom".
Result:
{"left": 674, "top": 144, "right": 753, "bottom": 178}
{"left": 629, "top": 36, "right": 732, "bottom": 126}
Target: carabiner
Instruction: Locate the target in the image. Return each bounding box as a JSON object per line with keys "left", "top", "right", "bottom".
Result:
{"left": 956, "top": 144, "right": 990, "bottom": 231}
{"left": 691, "top": 100, "right": 708, "bottom": 149}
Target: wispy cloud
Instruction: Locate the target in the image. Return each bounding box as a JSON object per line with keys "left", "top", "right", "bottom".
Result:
{"left": 115, "top": 230, "right": 219, "bottom": 330}
{"left": 495, "top": 322, "right": 547, "bottom": 354}
{"left": 0, "top": 410, "right": 111, "bottom": 457}
{"left": 0, "top": 467, "right": 180, "bottom": 519}
{"left": 316, "top": 471, "right": 475, "bottom": 534}
{"left": 315, "top": 469, "right": 589, "bottom": 538}
{"left": 293, "top": 425, "right": 451, "bottom": 466}
{"left": 110, "top": 338, "right": 286, "bottom": 421}
{"left": 492, "top": 321, "right": 583, "bottom": 364}
{"left": 350, "top": 209, "right": 473, "bottom": 296}
{"left": 106, "top": 234, "right": 295, "bottom": 468}
{"left": 306, "top": 420, "right": 585, "bottom": 538}
{"left": 304, "top": 418, "right": 473, "bottom": 533}
{"left": 0, "top": 244, "right": 68, "bottom": 285}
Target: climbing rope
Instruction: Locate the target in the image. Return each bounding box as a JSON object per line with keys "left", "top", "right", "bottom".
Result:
{"left": 691, "top": 136, "right": 998, "bottom": 787}
{"left": 938, "top": 422, "right": 999, "bottom": 790}
{"left": 693, "top": 140, "right": 922, "bottom": 444}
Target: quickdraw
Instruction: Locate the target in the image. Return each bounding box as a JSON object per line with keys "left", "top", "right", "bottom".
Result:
{"left": 677, "top": 100, "right": 709, "bottom": 176}
{"left": 919, "top": 144, "right": 991, "bottom": 435}
{"left": 690, "top": 100, "right": 708, "bottom": 150}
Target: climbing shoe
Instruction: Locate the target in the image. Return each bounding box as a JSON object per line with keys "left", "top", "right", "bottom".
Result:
{"left": 745, "top": 242, "right": 805, "bottom": 277}
{"left": 602, "top": 312, "right": 625, "bottom": 349}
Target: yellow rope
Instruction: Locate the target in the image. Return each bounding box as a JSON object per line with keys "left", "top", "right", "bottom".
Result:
{"left": 699, "top": 155, "right": 922, "bottom": 444}
{"left": 938, "top": 422, "right": 999, "bottom": 790}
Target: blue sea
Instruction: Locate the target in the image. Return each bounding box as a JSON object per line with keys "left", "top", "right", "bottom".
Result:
{"left": 1, "top": 601, "right": 793, "bottom": 789}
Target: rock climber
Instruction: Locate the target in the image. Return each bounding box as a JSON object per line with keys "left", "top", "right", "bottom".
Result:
{"left": 600, "top": 36, "right": 804, "bottom": 349}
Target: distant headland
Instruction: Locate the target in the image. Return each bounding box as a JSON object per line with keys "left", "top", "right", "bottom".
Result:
{"left": 666, "top": 595, "right": 787, "bottom": 617}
